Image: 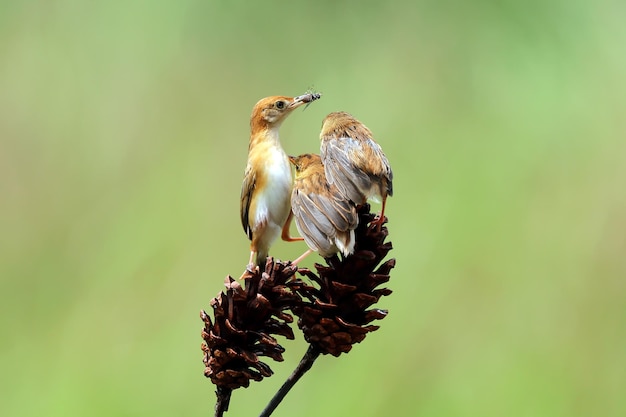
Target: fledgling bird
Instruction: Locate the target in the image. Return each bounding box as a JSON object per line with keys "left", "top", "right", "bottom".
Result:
{"left": 320, "top": 111, "right": 393, "bottom": 231}
{"left": 240, "top": 93, "right": 321, "bottom": 271}
{"left": 289, "top": 153, "right": 358, "bottom": 264}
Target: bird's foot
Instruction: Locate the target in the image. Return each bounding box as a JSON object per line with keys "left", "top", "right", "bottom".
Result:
{"left": 373, "top": 214, "right": 387, "bottom": 232}
{"left": 239, "top": 264, "right": 258, "bottom": 280}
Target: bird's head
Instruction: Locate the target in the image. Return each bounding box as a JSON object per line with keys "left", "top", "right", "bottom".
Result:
{"left": 250, "top": 93, "right": 321, "bottom": 132}
{"left": 288, "top": 153, "right": 322, "bottom": 176}
{"left": 320, "top": 111, "right": 355, "bottom": 135}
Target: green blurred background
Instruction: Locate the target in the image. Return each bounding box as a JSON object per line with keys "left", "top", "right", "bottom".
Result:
{"left": 1, "top": 1, "right": 625, "bottom": 416}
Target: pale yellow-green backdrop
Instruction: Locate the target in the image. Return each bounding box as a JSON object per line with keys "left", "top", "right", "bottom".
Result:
{"left": 1, "top": 1, "right": 625, "bottom": 416}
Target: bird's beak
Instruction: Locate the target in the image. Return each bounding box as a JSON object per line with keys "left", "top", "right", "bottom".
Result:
{"left": 289, "top": 92, "right": 322, "bottom": 109}
{"left": 288, "top": 155, "right": 296, "bottom": 165}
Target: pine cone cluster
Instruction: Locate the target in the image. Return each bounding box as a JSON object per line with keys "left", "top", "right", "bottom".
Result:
{"left": 201, "top": 203, "right": 394, "bottom": 409}
{"left": 201, "top": 259, "right": 302, "bottom": 390}
{"left": 291, "top": 205, "right": 395, "bottom": 356}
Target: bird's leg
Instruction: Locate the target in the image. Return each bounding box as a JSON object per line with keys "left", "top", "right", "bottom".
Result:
{"left": 281, "top": 211, "right": 304, "bottom": 242}
{"left": 374, "top": 197, "right": 388, "bottom": 232}
{"left": 248, "top": 250, "right": 256, "bottom": 270}
{"left": 239, "top": 250, "right": 258, "bottom": 280}
{"left": 292, "top": 249, "right": 313, "bottom": 266}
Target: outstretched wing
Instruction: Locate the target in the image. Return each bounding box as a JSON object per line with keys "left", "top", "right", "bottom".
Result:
{"left": 291, "top": 183, "right": 358, "bottom": 257}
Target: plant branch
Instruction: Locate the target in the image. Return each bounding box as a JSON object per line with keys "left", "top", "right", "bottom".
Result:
{"left": 214, "top": 386, "right": 232, "bottom": 417}
{"left": 258, "top": 345, "right": 321, "bottom": 417}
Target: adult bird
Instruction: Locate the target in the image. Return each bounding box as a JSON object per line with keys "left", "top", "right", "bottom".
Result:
{"left": 320, "top": 111, "right": 393, "bottom": 231}
{"left": 241, "top": 92, "right": 321, "bottom": 271}
{"left": 288, "top": 153, "right": 358, "bottom": 264}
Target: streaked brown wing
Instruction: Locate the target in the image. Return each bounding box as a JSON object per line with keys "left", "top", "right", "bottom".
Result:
{"left": 291, "top": 185, "right": 358, "bottom": 256}
{"left": 240, "top": 165, "right": 256, "bottom": 240}
{"left": 291, "top": 189, "right": 329, "bottom": 253}
{"left": 362, "top": 138, "right": 393, "bottom": 197}
{"left": 309, "top": 190, "right": 357, "bottom": 233}
{"left": 321, "top": 137, "right": 370, "bottom": 204}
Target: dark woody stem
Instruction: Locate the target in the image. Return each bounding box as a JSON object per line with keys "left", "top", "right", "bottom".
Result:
{"left": 258, "top": 345, "right": 322, "bottom": 417}
{"left": 214, "top": 387, "right": 232, "bottom": 417}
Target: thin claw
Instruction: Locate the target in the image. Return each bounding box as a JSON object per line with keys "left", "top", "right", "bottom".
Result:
{"left": 373, "top": 214, "right": 386, "bottom": 232}
{"left": 240, "top": 250, "right": 258, "bottom": 279}
{"left": 239, "top": 264, "right": 257, "bottom": 280}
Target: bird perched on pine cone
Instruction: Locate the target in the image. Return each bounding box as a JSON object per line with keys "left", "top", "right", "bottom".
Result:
{"left": 319, "top": 111, "right": 393, "bottom": 231}
{"left": 288, "top": 153, "right": 358, "bottom": 264}
{"left": 240, "top": 92, "right": 321, "bottom": 272}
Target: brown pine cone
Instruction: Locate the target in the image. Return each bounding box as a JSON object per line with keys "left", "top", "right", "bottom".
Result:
{"left": 291, "top": 204, "right": 395, "bottom": 357}
{"left": 201, "top": 259, "right": 302, "bottom": 390}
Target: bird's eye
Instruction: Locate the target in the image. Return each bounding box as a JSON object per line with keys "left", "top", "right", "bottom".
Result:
{"left": 275, "top": 101, "right": 286, "bottom": 109}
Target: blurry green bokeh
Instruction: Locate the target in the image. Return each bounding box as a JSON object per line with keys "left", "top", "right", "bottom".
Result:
{"left": 1, "top": 1, "right": 625, "bottom": 416}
